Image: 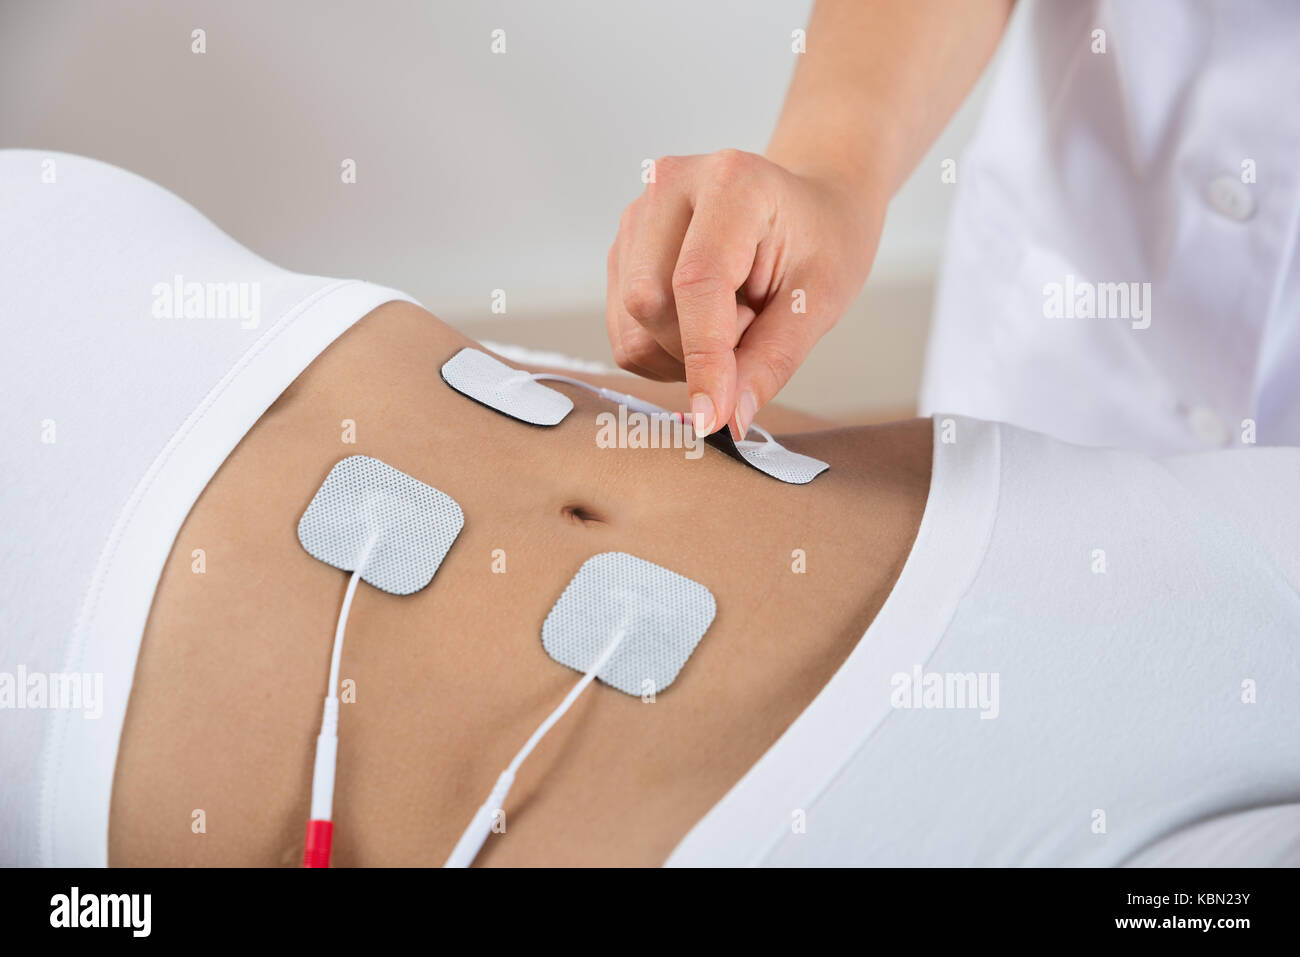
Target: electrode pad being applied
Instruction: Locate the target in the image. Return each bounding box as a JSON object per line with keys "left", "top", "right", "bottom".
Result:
{"left": 542, "top": 551, "right": 717, "bottom": 695}
{"left": 297, "top": 455, "right": 465, "bottom": 595}
{"left": 706, "top": 425, "right": 830, "bottom": 485}
{"left": 440, "top": 347, "right": 574, "bottom": 426}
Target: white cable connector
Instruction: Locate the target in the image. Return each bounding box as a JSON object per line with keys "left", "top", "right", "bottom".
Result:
{"left": 309, "top": 696, "right": 340, "bottom": 821}
{"left": 529, "top": 373, "right": 677, "bottom": 419}
{"left": 531, "top": 372, "right": 786, "bottom": 445}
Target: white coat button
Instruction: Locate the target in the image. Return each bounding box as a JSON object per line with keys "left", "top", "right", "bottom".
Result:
{"left": 1187, "top": 404, "right": 1231, "bottom": 446}
{"left": 1206, "top": 175, "right": 1255, "bottom": 221}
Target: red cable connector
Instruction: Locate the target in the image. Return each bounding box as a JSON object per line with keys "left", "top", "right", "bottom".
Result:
{"left": 302, "top": 819, "right": 334, "bottom": 868}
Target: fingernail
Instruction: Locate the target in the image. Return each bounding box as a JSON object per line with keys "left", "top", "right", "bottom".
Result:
{"left": 691, "top": 393, "right": 715, "bottom": 436}
{"left": 736, "top": 390, "right": 757, "bottom": 440}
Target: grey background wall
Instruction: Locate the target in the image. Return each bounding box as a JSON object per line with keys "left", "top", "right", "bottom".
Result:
{"left": 0, "top": 0, "right": 990, "bottom": 420}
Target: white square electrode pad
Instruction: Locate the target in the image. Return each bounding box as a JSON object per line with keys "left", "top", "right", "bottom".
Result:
{"left": 705, "top": 428, "right": 829, "bottom": 484}
{"left": 733, "top": 436, "right": 829, "bottom": 484}
{"left": 297, "top": 455, "right": 464, "bottom": 595}
{"left": 541, "top": 552, "right": 717, "bottom": 697}
{"left": 441, "top": 347, "right": 573, "bottom": 426}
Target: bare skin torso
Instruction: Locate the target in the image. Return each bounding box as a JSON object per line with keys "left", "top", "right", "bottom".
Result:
{"left": 109, "top": 301, "right": 931, "bottom": 866}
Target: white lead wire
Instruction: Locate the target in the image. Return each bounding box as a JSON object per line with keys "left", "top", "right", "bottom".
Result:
{"left": 443, "top": 621, "right": 631, "bottom": 868}
{"left": 530, "top": 372, "right": 776, "bottom": 443}
{"left": 529, "top": 372, "right": 676, "bottom": 419}
{"left": 307, "top": 567, "right": 361, "bottom": 821}
{"left": 309, "top": 536, "right": 377, "bottom": 823}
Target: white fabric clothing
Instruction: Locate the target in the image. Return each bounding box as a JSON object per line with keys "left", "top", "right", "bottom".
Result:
{"left": 923, "top": 0, "right": 1300, "bottom": 453}
{"left": 668, "top": 415, "right": 1300, "bottom": 865}
{"left": 0, "top": 150, "right": 415, "bottom": 866}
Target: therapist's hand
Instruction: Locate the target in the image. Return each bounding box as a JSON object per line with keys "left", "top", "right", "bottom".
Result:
{"left": 606, "top": 149, "right": 884, "bottom": 439}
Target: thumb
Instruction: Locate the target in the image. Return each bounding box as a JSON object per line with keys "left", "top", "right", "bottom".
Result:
{"left": 730, "top": 296, "right": 821, "bottom": 438}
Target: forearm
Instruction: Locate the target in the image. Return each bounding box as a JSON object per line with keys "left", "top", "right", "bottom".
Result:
{"left": 766, "top": 0, "right": 1013, "bottom": 202}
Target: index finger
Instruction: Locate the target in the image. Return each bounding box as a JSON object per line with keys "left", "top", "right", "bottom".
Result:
{"left": 671, "top": 196, "right": 768, "bottom": 436}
